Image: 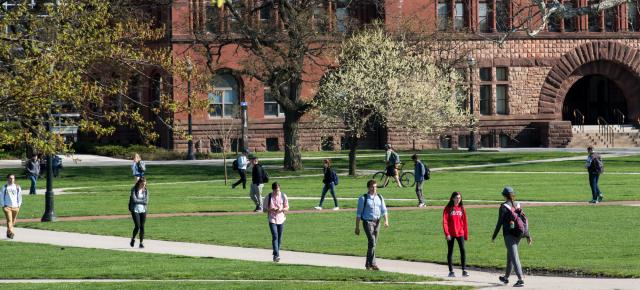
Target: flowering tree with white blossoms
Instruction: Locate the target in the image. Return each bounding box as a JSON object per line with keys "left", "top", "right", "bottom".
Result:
{"left": 315, "top": 26, "right": 473, "bottom": 175}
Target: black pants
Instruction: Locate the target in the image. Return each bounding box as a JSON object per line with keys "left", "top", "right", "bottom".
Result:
{"left": 233, "top": 169, "right": 247, "bottom": 189}
{"left": 131, "top": 212, "right": 147, "bottom": 241}
{"left": 447, "top": 236, "right": 466, "bottom": 272}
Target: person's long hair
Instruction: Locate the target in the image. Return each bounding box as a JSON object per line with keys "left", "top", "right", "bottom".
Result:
{"left": 134, "top": 177, "right": 146, "bottom": 191}
{"left": 446, "top": 191, "right": 464, "bottom": 209}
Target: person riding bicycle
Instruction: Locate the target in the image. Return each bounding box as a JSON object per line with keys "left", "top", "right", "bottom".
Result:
{"left": 381, "top": 144, "right": 402, "bottom": 188}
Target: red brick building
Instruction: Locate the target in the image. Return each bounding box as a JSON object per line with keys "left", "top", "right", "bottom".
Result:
{"left": 157, "top": 0, "right": 640, "bottom": 152}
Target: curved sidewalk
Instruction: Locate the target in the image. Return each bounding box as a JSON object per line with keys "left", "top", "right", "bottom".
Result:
{"left": 2, "top": 227, "right": 638, "bottom": 290}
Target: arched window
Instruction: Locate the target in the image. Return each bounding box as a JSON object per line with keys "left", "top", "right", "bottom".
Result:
{"left": 209, "top": 72, "right": 239, "bottom": 118}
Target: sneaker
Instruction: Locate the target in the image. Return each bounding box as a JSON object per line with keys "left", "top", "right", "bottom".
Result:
{"left": 462, "top": 271, "right": 469, "bottom": 277}
{"left": 448, "top": 272, "right": 455, "bottom": 277}
{"left": 332, "top": 207, "right": 340, "bottom": 211}
{"left": 314, "top": 206, "right": 323, "bottom": 210}
{"left": 365, "top": 265, "right": 371, "bottom": 270}
{"left": 273, "top": 256, "right": 280, "bottom": 263}
{"left": 499, "top": 276, "right": 509, "bottom": 284}
{"left": 7, "top": 233, "right": 14, "bottom": 239}
{"left": 130, "top": 239, "right": 135, "bottom": 248}
{"left": 370, "top": 265, "right": 380, "bottom": 271}
{"left": 513, "top": 280, "right": 524, "bottom": 287}
{"left": 139, "top": 243, "right": 144, "bottom": 249}
{"left": 588, "top": 199, "right": 597, "bottom": 203}
{"left": 418, "top": 203, "right": 426, "bottom": 208}
{"left": 255, "top": 207, "right": 263, "bottom": 212}
{"left": 597, "top": 195, "right": 603, "bottom": 202}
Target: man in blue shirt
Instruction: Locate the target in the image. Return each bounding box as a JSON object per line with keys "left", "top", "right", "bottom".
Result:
{"left": 355, "top": 179, "right": 389, "bottom": 270}
{"left": 412, "top": 154, "right": 426, "bottom": 207}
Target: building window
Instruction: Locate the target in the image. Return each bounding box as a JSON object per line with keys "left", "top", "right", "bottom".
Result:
{"left": 588, "top": 11, "right": 600, "bottom": 32}
{"left": 564, "top": 2, "right": 577, "bottom": 32}
{"left": 495, "top": 67, "right": 507, "bottom": 81}
{"left": 496, "top": 0, "right": 510, "bottom": 32}
{"left": 479, "top": 68, "right": 491, "bottom": 81}
{"left": 478, "top": 1, "right": 489, "bottom": 32}
{"left": 259, "top": 1, "right": 272, "bottom": 21}
{"left": 458, "top": 135, "right": 469, "bottom": 148}
{"left": 499, "top": 134, "right": 509, "bottom": 147}
{"left": 437, "top": 0, "right": 448, "bottom": 31}
{"left": 266, "top": 137, "right": 279, "bottom": 151}
{"left": 629, "top": 1, "right": 639, "bottom": 31}
{"left": 264, "top": 87, "right": 283, "bottom": 117}
{"left": 454, "top": 1, "right": 465, "bottom": 31}
{"left": 496, "top": 85, "right": 508, "bottom": 115}
{"left": 481, "top": 134, "right": 494, "bottom": 148}
{"left": 209, "top": 73, "right": 239, "bottom": 118}
{"left": 335, "top": 0, "right": 350, "bottom": 33}
{"left": 480, "top": 85, "right": 491, "bottom": 115}
{"left": 440, "top": 135, "right": 452, "bottom": 148}
{"left": 604, "top": 7, "right": 617, "bottom": 31}
{"left": 321, "top": 136, "right": 334, "bottom": 151}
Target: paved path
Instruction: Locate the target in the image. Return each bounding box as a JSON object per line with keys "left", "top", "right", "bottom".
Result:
{"left": 2, "top": 227, "right": 638, "bottom": 290}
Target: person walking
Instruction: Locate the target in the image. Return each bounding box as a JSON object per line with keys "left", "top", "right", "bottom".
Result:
{"left": 443, "top": 191, "right": 468, "bottom": 277}
{"left": 381, "top": 144, "right": 402, "bottom": 188}
{"left": 491, "top": 186, "right": 532, "bottom": 288}
{"left": 355, "top": 179, "right": 389, "bottom": 270}
{"left": 263, "top": 182, "right": 289, "bottom": 262}
{"left": 585, "top": 146, "right": 604, "bottom": 203}
{"left": 132, "top": 153, "right": 146, "bottom": 181}
{"left": 412, "top": 154, "right": 427, "bottom": 207}
{"left": 128, "top": 177, "right": 149, "bottom": 248}
{"left": 249, "top": 156, "right": 268, "bottom": 212}
{"left": 314, "top": 159, "right": 339, "bottom": 210}
{"left": 25, "top": 155, "right": 40, "bottom": 195}
{"left": 232, "top": 150, "right": 249, "bottom": 189}
{"left": 1, "top": 174, "right": 22, "bottom": 239}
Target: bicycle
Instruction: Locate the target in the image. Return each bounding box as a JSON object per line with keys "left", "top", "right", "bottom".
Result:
{"left": 372, "top": 162, "right": 415, "bottom": 187}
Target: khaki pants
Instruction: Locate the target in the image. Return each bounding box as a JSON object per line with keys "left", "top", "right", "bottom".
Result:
{"left": 3, "top": 206, "right": 19, "bottom": 237}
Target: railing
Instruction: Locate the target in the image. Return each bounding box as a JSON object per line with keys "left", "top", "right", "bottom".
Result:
{"left": 572, "top": 109, "right": 585, "bottom": 133}
{"left": 597, "top": 116, "right": 614, "bottom": 148}
{"left": 613, "top": 108, "right": 625, "bottom": 131}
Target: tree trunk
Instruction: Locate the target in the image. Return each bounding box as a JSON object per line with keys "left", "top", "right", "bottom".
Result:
{"left": 283, "top": 112, "right": 303, "bottom": 171}
{"left": 223, "top": 151, "right": 228, "bottom": 185}
{"left": 348, "top": 135, "right": 359, "bottom": 176}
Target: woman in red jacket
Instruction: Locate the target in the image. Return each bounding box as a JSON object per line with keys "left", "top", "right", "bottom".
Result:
{"left": 442, "top": 191, "right": 468, "bottom": 277}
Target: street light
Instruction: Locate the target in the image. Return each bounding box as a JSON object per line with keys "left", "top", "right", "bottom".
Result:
{"left": 467, "top": 53, "right": 477, "bottom": 152}
{"left": 186, "top": 59, "right": 195, "bottom": 160}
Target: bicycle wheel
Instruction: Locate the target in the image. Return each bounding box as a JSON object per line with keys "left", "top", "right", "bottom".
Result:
{"left": 400, "top": 172, "right": 415, "bottom": 187}
{"left": 372, "top": 171, "right": 386, "bottom": 184}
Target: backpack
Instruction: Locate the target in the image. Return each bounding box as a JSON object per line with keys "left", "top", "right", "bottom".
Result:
{"left": 232, "top": 159, "right": 239, "bottom": 171}
{"left": 420, "top": 162, "right": 431, "bottom": 180}
{"left": 331, "top": 170, "right": 339, "bottom": 186}
{"left": 389, "top": 152, "right": 400, "bottom": 164}
{"left": 503, "top": 202, "right": 528, "bottom": 238}
{"left": 263, "top": 192, "right": 287, "bottom": 213}
{"left": 359, "top": 193, "right": 384, "bottom": 219}
{"left": 261, "top": 166, "right": 269, "bottom": 183}
{"left": 590, "top": 155, "right": 604, "bottom": 174}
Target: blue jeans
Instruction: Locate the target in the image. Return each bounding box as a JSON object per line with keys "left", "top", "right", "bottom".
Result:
{"left": 29, "top": 175, "right": 37, "bottom": 194}
{"left": 588, "top": 173, "right": 602, "bottom": 200}
{"left": 269, "top": 223, "right": 284, "bottom": 257}
{"left": 319, "top": 182, "right": 338, "bottom": 207}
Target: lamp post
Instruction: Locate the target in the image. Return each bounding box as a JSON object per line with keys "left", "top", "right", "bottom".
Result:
{"left": 186, "top": 60, "right": 195, "bottom": 160}
{"left": 41, "top": 119, "right": 56, "bottom": 222}
{"left": 240, "top": 101, "right": 248, "bottom": 152}
{"left": 467, "top": 53, "right": 477, "bottom": 152}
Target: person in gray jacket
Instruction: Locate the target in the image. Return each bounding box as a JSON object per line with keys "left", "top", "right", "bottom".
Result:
{"left": 25, "top": 155, "right": 40, "bottom": 195}
{"left": 128, "top": 177, "right": 148, "bottom": 248}
{"left": 491, "top": 186, "right": 532, "bottom": 288}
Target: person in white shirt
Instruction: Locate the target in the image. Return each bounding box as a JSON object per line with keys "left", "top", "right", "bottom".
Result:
{"left": 232, "top": 150, "right": 249, "bottom": 189}
{"left": 1, "top": 174, "right": 22, "bottom": 239}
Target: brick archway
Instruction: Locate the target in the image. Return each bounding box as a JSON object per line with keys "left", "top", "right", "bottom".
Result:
{"left": 538, "top": 41, "right": 640, "bottom": 121}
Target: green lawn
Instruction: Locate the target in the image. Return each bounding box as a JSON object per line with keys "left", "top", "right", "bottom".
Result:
{"left": 454, "top": 154, "right": 640, "bottom": 173}
{"left": 0, "top": 242, "right": 431, "bottom": 283}
{"left": 2, "top": 282, "right": 468, "bottom": 290}
{"left": 21, "top": 205, "right": 640, "bottom": 278}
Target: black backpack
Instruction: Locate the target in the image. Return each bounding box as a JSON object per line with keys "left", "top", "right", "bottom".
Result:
{"left": 419, "top": 161, "right": 431, "bottom": 180}
{"left": 590, "top": 155, "right": 604, "bottom": 174}
{"left": 232, "top": 159, "right": 239, "bottom": 171}
{"left": 261, "top": 166, "right": 269, "bottom": 183}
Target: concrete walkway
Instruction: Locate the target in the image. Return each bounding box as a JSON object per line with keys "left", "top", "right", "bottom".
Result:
{"left": 1, "top": 226, "right": 638, "bottom": 290}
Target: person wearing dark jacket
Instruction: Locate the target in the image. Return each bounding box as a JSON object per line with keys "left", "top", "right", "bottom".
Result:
{"left": 250, "top": 156, "right": 268, "bottom": 212}
{"left": 585, "top": 146, "right": 604, "bottom": 203}
{"left": 25, "top": 155, "right": 40, "bottom": 195}
{"left": 129, "top": 177, "right": 149, "bottom": 248}
{"left": 412, "top": 154, "right": 427, "bottom": 207}
{"left": 315, "top": 159, "right": 339, "bottom": 210}
{"left": 491, "top": 186, "right": 532, "bottom": 288}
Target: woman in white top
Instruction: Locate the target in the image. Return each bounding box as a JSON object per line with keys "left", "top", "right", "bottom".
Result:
{"left": 128, "top": 177, "right": 148, "bottom": 248}
{"left": 1, "top": 174, "right": 22, "bottom": 239}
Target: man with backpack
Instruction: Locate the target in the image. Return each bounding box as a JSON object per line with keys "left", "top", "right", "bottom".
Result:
{"left": 491, "top": 186, "right": 532, "bottom": 288}
{"left": 412, "top": 154, "right": 429, "bottom": 207}
{"left": 231, "top": 150, "right": 249, "bottom": 189}
{"left": 585, "top": 146, "right": 604, "bottom": 203}
{"left": 355, "top": 179, "right": 389, "bottom": 271}
{"left": 381, "top": 144, "right": 402, "bottom": 188}
{"left": 25, "top": 155, "right": 40, "bottom": 195}
{"left": 249, "top": 156, "right": 269, "bottom": 212}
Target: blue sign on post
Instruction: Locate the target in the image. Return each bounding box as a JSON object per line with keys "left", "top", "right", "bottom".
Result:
{"left": 240, "top": 101, "right": 247, "bottom": 107}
